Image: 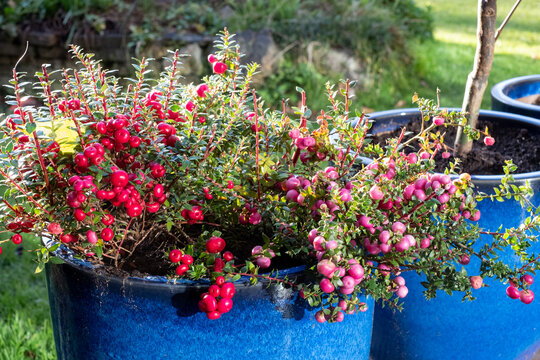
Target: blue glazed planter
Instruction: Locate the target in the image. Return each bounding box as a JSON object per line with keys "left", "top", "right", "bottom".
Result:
{"left": 45, "top": 242, "right": 374, "bottom": 360}
{"left": 367, "top": 109, "right": 540, "bottom": 360}
{"left": 491, "top": 75, "right": 540, "bottom": 119}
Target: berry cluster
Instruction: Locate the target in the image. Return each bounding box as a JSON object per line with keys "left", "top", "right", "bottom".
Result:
{"left": 198, "top": 277, "right": 235, "bottom": 320}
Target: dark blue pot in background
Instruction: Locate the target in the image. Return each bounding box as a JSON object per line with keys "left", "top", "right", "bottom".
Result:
{"left": 492, "top": 75, "right": 540, "bottom": 119}
{"left": 45, "top": 243, "right": 374, "bottom": 360}
{"left": 367, "top": 109, "right": 540, "bottom": 360}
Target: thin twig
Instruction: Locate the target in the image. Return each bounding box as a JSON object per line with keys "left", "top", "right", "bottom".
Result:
{"left": 495, "top": 0, "right": 522, "bottom": 41}
{"left": 13, "top": 42, "right": 29, "bottom": 71}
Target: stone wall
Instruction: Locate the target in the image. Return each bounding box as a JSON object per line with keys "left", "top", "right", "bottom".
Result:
{"left": 0, "top": 29, "right": 281, "bottom": 94}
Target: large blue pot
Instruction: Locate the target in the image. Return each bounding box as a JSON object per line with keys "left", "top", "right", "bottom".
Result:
{"left": 45, "top": 242, "right": 374, "bottom": 360}
{"left": 367, "top": 109, "right": 540, "bottom": 360}
{"left": 492, "top": 75, "right": 540, "bottom": 119}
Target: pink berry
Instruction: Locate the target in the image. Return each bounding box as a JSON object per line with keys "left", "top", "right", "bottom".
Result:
{"left": 392, "top": 221, "right": 406, "bottom": 234}
{"left": 87, "top": 230, "right": 98, "bottom": 244}
{"left": 506, "top": 285, "right": 520, "bottom": 299}
{"left": 522, "top": 274, "right": 534, "bottom": 285}
{"left": 369, "top": 185, "right": 384, "bottom": 201}
{"left": 317, "top": 259, "right": 336, "bottom": 278}
{"left": 433, "top": 116, "right": 445, "bottom": 126}
{"left": 484, "top": 136, "right": 495, "bottom": 146}
{"left": 396, "top": 285, "right": 409, "bottom": 298}
{"left": 470, "top": 276, "right": 483, "bottom": 289}
{"left": 520, "top": 289, "right": 534, "bottom": 304}
{"left": 207, "top": 54, "right": 217, "bottom": 63}
{"left": 185, "top": 101, "right": 196, "bottom": 112}
{"left": 320, "top": 278, "right": 335, "bottom": 293}
{"left": 348, "top": 264, "right": 364, "bottom": 280}
{"left": 459, "top": 254, "right": 470, "bottom": 265}
{"left": 315, "top": 310, "right": 326, "bottom": 323}
{"left": 196, "top": 84, "right": 209, "bottom": 98}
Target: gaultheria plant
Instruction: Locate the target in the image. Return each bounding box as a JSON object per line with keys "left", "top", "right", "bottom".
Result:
{"left": 0, "top": 29, "right": 538, "bottom": 322}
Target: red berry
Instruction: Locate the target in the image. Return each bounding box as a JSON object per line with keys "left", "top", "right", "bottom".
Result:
{"left": 175, "top": 264, "right": 189, "bottom": 276}
{"left": 206, "top": 236, "right": 226, "bottom": 253}
{"left": 102, "top": 214, "right": 115, "bottom": 226}
{"left": 484, "top": 136, "right": 495, "bottom": 146}
{"left": 208, "top": 285, "right": 221, "bottom": 298}
{"left": 227, "top": 180, "right": 234, "bottom": 189}
{"left": 185, "top": 101, "right": 196, "bottom": 112}
{"left": 101, "top": 228, "right": 114, "bottom": 242}
{"left": 220, "top": 282, "right": 235, "bottom": 299}
{"left": 146, "top": 202, "right": 160, "bottom": 213}
{"left": 0, "top": 246, "right": 2, "bottom": 256}
{"left": 206, "top": 311, "right": 221, "bottom": 320}
{"left": 83, "top": 146, "right": 98, "bottom": 159}
{"left": 214, "top": 258, "right": 225, "bottom": 273}
{"left": 181, "top": 254, "right": 193, "bottom": 265}
{"left": 213, "top": 62, "right": 227, "bottom": 74}
{"left": 12, "top": 234, "right": 23, "bottom": 245}
{"left": 207, "top": 54, "right": 217, "bottom": 63}
{"left": 129, "top": 136, "right": 141, "bottom": 148}
{"left": 216, "top": 276, "right": 225, "bottom": 286}
{"left": 153, "top": 184, "right": 164, "bottom": 198}
{"left": 74, "top": 209, "right": 86, "bottom": 221}
{"left": 223, "top": 251, "right": 234, "bottom": 262}
{"left": 96, "top": 121, "right": 107, "bottom": 134}
{"left": 114, "top": 128, "right": 130, "bottom": 144}
{"left": 110, "top": 170, "right": 129, "bottom": 187}
{"left": 201, "top": 293, "right": 218, "bottom": 312}
{"left": 74, "top": 153, "right": 89, "bottom": 168}
{"left": 157, "top": 123, "right": 174, "bottom": 136}
{"left": 169, "top": 249, "right": 183, "bottom": 263}
{"left": 217, "top": 298, "right": 233, "bottom": 314}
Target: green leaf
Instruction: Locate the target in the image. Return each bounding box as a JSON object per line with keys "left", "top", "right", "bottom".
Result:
{"left": 25, "top": 122, "right": 37, "bottom": 134}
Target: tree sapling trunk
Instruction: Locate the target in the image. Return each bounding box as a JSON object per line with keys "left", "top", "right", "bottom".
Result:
{"left": 454, "top": 0, "right": 497, "bottom": 156}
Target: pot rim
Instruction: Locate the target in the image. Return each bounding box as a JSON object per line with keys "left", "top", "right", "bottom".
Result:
{"left": 43, "top": 235, "right": 305, "bottom": 288}
{"left": 491, "top": 74, "right": 540, "bottom": 112}
{"left": 366, "top": 108, "right": 540, "bottom": 183}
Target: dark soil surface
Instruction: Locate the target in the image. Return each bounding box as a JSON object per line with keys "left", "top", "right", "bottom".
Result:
{"left": 372, "top": 119, "right": 540, "bottom": 175}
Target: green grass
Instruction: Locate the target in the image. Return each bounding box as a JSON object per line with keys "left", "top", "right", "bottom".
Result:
{"left": 408, "top": 0, "right": 540, "bottom": 110}
{"left": 0, "top": 239, "right": 56, "bottom": 360}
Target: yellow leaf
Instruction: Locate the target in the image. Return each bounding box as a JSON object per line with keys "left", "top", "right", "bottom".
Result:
{"left": 37, "top": 119, "right": 80, "bottom": 155}
{"left": 412, "top": 93, "right": 419, "bottom": 103}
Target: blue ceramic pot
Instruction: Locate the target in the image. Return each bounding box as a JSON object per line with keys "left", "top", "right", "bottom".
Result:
{"left": 45, "top": 241, "right": 374, "bottom": 360}
{"left": 491, "top": 75, "right": 540, "bottom": 119}
{"left": 367, "top": 109, "right": 540, "bottom": 360}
